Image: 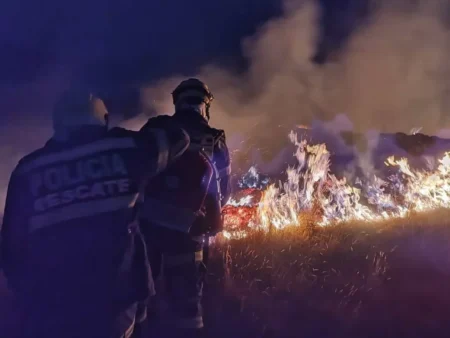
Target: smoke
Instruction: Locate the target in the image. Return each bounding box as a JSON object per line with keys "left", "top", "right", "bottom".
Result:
{"left": 2, "top": 0, "right": 450, "bottom": 213}
{"left": 141, "top": 0, "right": 450, "bottom": 159}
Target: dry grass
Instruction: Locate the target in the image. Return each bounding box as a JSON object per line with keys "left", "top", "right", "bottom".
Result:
{"left": 1, "top": 210, "right": 450, "bottom": 337}
{"left": 203, "top": 209, "right": 450, "bottom": 338}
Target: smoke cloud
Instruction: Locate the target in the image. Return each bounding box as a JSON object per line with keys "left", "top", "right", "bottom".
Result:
{"left": 141, "top": 0, "right": 450, "bottom": 157}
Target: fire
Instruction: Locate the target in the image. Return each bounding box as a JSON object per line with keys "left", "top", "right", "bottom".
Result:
{"left": 222, "top": 131, "right": 450, "bottom": 238}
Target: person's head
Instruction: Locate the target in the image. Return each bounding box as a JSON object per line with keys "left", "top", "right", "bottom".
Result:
{"left": 171, "top": 78, "right": 214, "bottom": 121}
{"left": 52, "top": 87, "right": 109, "bottom": 142}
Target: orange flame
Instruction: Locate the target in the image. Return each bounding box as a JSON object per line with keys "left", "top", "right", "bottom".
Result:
{"left": 222, "top": 131, "right": 450, "bottom": 239}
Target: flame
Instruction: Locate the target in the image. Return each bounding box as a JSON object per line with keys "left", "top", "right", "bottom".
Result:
{"left": 222, "top": 131, "right": 450, "bottom": 238}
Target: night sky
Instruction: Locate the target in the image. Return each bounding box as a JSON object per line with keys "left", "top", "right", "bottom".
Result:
{"left": 0, "top": 0, "right": 377, "bottom": 211}
{"left": 0, "top": 0, "right": 367, "bottom": 121}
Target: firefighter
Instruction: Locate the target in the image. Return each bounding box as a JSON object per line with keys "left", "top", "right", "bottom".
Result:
{"left": 0, "top": 87, "right": 190, "bottom": 338}
{"left": 139, "top": 78, "right": 231, "bottom": 336}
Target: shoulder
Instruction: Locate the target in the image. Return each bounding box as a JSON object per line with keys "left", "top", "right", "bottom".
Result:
{"left": 209, "top": 127, "right": 227, "bottom": 144}
{"left": 14, "top": 143, "right": 52, "bottom": 176}
{"left": 141, "top": 115, "right": 174, "bottom": 130}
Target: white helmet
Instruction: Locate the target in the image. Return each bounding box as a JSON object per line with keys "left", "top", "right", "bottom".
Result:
{"left": 52, "top": 87, "right": 109, "bottom": 142}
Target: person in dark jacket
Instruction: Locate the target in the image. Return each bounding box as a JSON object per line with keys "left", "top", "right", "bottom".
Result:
{"left": 139, "top": 78, "right": 231, "bottom": 337}
{"left": 0, "top": 87, "right": 190, "bottom": 338}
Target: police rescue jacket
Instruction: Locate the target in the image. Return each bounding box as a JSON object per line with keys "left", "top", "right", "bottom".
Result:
{"left": 139, "top": 112, "right": 231, "bottom": 235}
{"left": 0, "top": 125, "right": 189, "bottom": 325}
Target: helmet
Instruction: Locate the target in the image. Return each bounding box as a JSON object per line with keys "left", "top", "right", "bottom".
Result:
{"left": 171, "top": 78, "right": 214, "bottom": 105}
{"left": 52, "top": 87, "right": 109, "bottom": 141}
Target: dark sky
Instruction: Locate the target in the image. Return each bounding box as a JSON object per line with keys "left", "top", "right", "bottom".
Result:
{"left": 0, "top": 0, "right": 367, "bottom": 121}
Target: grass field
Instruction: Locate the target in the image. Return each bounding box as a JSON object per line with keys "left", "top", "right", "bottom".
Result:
{"left": 2, "top": 210, "right": 450, "bottom": 337}
{"left": 201, "top": 209, "right": 450, "bottom": 338}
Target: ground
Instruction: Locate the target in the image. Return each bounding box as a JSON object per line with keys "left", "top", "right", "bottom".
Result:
{"left": 204, "top": 209, "right": 450, "bottom": 338}
{"left": 2, "top": 210, "right": 450, "bottom": 337}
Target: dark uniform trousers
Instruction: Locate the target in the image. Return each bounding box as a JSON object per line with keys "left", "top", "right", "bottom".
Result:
{"left": 143, "top": 225, "right": 206, "bottom": 330}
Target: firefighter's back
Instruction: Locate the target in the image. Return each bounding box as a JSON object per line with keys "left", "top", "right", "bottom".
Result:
{"left": 138, "top": 78, "right": 231, "bottom": 337}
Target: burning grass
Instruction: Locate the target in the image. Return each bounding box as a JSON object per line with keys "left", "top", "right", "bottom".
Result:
{"left": 222, "top": 131, "right": 450, "bottom": 240}
{"left": 204, "top": 209, "right": 450, "bottom": 338}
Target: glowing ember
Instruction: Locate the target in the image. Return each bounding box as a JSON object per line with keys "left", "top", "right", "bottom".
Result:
{"left": 222, "top": 188, "right": 262, "bottom": 234}
{"left": 222, "top": 131, "right": 450, "bottom": 238}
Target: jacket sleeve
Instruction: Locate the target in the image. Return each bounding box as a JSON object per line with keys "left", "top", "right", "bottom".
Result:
{"left": 1, "top": 169, "right": 28, "bottom": 292}
{"left": 213, "top": 131, "right": 232, "bottom": 205}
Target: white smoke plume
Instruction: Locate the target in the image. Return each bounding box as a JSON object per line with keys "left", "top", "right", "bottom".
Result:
{"left": 141, "top": 0, "right": 450, "bottom": 155}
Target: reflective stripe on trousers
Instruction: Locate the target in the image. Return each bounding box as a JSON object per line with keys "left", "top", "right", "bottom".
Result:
{"left": 121, "top": 316, "right": 135, "bottom": 338}
{"left": 120, "top": 300, "right": 152, "bottom": 338}
{"left": 164, "top": 250, "right": 203, "bottom": 266}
